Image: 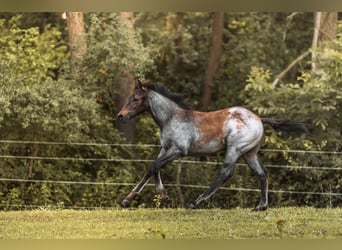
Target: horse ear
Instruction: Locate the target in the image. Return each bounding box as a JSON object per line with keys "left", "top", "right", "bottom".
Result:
{"left": 135, "top": 79, "right": 147, "bottom": 92}
{"left": 135, "top": 79, "right": 142, "bottom": 88}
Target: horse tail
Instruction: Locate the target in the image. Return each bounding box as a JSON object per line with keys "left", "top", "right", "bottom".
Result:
{"left": 261, "top": 118, "right": 308, "bottom": 134}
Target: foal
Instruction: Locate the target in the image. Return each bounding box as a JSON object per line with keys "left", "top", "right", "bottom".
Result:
{"left": 117, "top": 80, "right": 307, "bottom": 210}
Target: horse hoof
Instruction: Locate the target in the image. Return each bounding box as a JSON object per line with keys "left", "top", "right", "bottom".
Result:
{"left": 187, "top": 203, "right": 197, "bottom": 209}
{"left": 162, "top": 197, "right": 172, "bottom": 205}
{"left": 120, "top": 199, "right": 130, "bottom": 208}
{"left": 252, "top": 205, "right": 268, "bottom": 212}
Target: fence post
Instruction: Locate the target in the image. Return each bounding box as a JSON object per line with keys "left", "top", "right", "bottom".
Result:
{"left": 176, "top": 160, "right": 185, "bottom": 208}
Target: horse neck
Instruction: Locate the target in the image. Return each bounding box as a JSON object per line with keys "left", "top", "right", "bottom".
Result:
{"left": 147, "top": 90, "right": 180, "bottom": 127}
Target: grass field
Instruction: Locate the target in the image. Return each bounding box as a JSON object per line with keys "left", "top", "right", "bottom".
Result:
{"left": 1, "top": 207, "right": 342, "bottom": 239}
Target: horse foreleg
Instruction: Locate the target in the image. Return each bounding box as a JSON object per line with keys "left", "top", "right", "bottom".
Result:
{"left": 121, "top": 147, "right": 182, "bottom": 207}
{"left": 121, "top": 167, "right": 154, "bottom": 207}
{"left": 155, "top": 171, "right": 171, "bottom": 205}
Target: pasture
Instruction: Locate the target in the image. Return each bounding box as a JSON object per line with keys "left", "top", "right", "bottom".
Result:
{"left": 1, "top": 207, "right": 342, "bottom": 239}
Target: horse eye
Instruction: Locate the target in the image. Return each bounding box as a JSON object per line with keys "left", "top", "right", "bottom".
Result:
{"left": 133, "top": 94, "right": 141, "bottom": 102}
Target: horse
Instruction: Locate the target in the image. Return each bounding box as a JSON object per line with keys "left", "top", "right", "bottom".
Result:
{"left": 117, "top": 80, "right": 307, "bottom": 211}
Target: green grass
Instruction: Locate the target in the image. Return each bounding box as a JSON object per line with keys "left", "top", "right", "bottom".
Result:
{"left": 1, "top": 207, "right": 342, "bottom": 239}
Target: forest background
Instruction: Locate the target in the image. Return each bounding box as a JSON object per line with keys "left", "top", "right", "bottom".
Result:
{"left": 0, "top": 12, "right": 341, "bottom": 210}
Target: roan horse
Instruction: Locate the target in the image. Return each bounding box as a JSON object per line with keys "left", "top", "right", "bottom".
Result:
{"left": 117, "top": 80, "right": 307, "bottom": 211}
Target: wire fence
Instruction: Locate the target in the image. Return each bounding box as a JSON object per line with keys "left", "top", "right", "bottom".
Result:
{"left": 0, "top": 140, "right": 341, "bottom": 209}
{"left": 1, "top": 177, "right": 342, "bottom": 197}
{"left": 1, "top": 139, "right": 342, "bottom": 155}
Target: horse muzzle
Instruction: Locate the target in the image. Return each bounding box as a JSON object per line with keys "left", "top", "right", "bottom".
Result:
{"left": 117, "top": 113, "right": 130, "bottom": 123}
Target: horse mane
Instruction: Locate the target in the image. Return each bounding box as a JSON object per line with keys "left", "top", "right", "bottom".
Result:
{"left": 144, "top": 82, "right": 192, "bottom": 110}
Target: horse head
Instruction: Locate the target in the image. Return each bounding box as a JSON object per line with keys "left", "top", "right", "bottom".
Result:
{"left": 117, "top": 80, "right": 150, "bottom": 123}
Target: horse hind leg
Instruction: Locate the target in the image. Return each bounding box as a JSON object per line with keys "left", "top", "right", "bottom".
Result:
{"left": 243, "top": 151, "right": 268, "bottom": 211}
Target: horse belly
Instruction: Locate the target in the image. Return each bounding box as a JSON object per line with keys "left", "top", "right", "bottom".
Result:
{"left": 188, "top": 131, "right": 226, "bottom": 155}
{"left": 190, "top": 140, "right": 225, "bottom": 155}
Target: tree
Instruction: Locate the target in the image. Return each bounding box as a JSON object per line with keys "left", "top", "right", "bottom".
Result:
{"left": 317, "top": 12, "right": 338, "bottom": 44}
{"left": 66, "top": 12, "right": 87, "bottom": 76}
{"left": 115, "top": 12, "right": 137, "bottom": 143}
{"left": 200, "top": 12, "right": 224, "bottom": 111}
{"left": 273, "top": 12, "right": 338, "bottom": 86}
{"left": 312, "top": 12, "right": 338, "bottom": 70}
{"left": 169, "top": 12, "right": 185, "bottom": 78}
{"left": 81, "top": 13, "right": 156, "bottom": 143}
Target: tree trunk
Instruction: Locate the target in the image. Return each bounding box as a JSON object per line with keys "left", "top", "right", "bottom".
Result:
{"left": 115, "top": 76, "right": 136, "bottom": 143}
{"left": 175, "top": 12, "right": 185, "bottom": 77}
{"left": 118, "top": 12, "right": 135, "bottom": 28}
{"left": 312, "top": 12, "right": 338, "bottom": 70}
{"left": 66, "top": 12, "right": 87, "bottom": 76}
{"left": 319, "top": 12, "right": 338, "bottom": 44}
{"left": 162, "top": 12, "right": 185, "bottom": 76}
{"left": 115, "top": 12, "right": 136, "bottom": 143}
{"left": 200, "top": 12, "right": 224, "bottom": 111}
{"left": 311, "top": 12, "right": 321, "bottom": 71}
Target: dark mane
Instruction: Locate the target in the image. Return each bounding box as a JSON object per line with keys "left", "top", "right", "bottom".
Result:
{"left": 145, "top": 82, "right": 192, "bottom": 110}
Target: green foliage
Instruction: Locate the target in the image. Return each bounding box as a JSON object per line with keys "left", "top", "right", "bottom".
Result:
{"left": 0, "top": 15, "right": 130, "bottom": 210}
{"left": 0, "top": 75, "right": 131, "bottom": 209}
{"left": 136, "top": 12, "right": 212, "bottom": 102}
{"left": 243, "top": 23, "right": 342, "bottom": 208}
{"left": 0, "top": 15, "right": 68, "bottom": 82}
{"left": 244, "top": 37, "right": 342, "bottom": 151}
{"left": 153, "top": 194, "right": 162, "bottom": 209}
{"left": 215, "top": 12, "right": 312, "bottom": 108}
{"left": 81, "top": 13, "right": 156, "bottom": 108}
